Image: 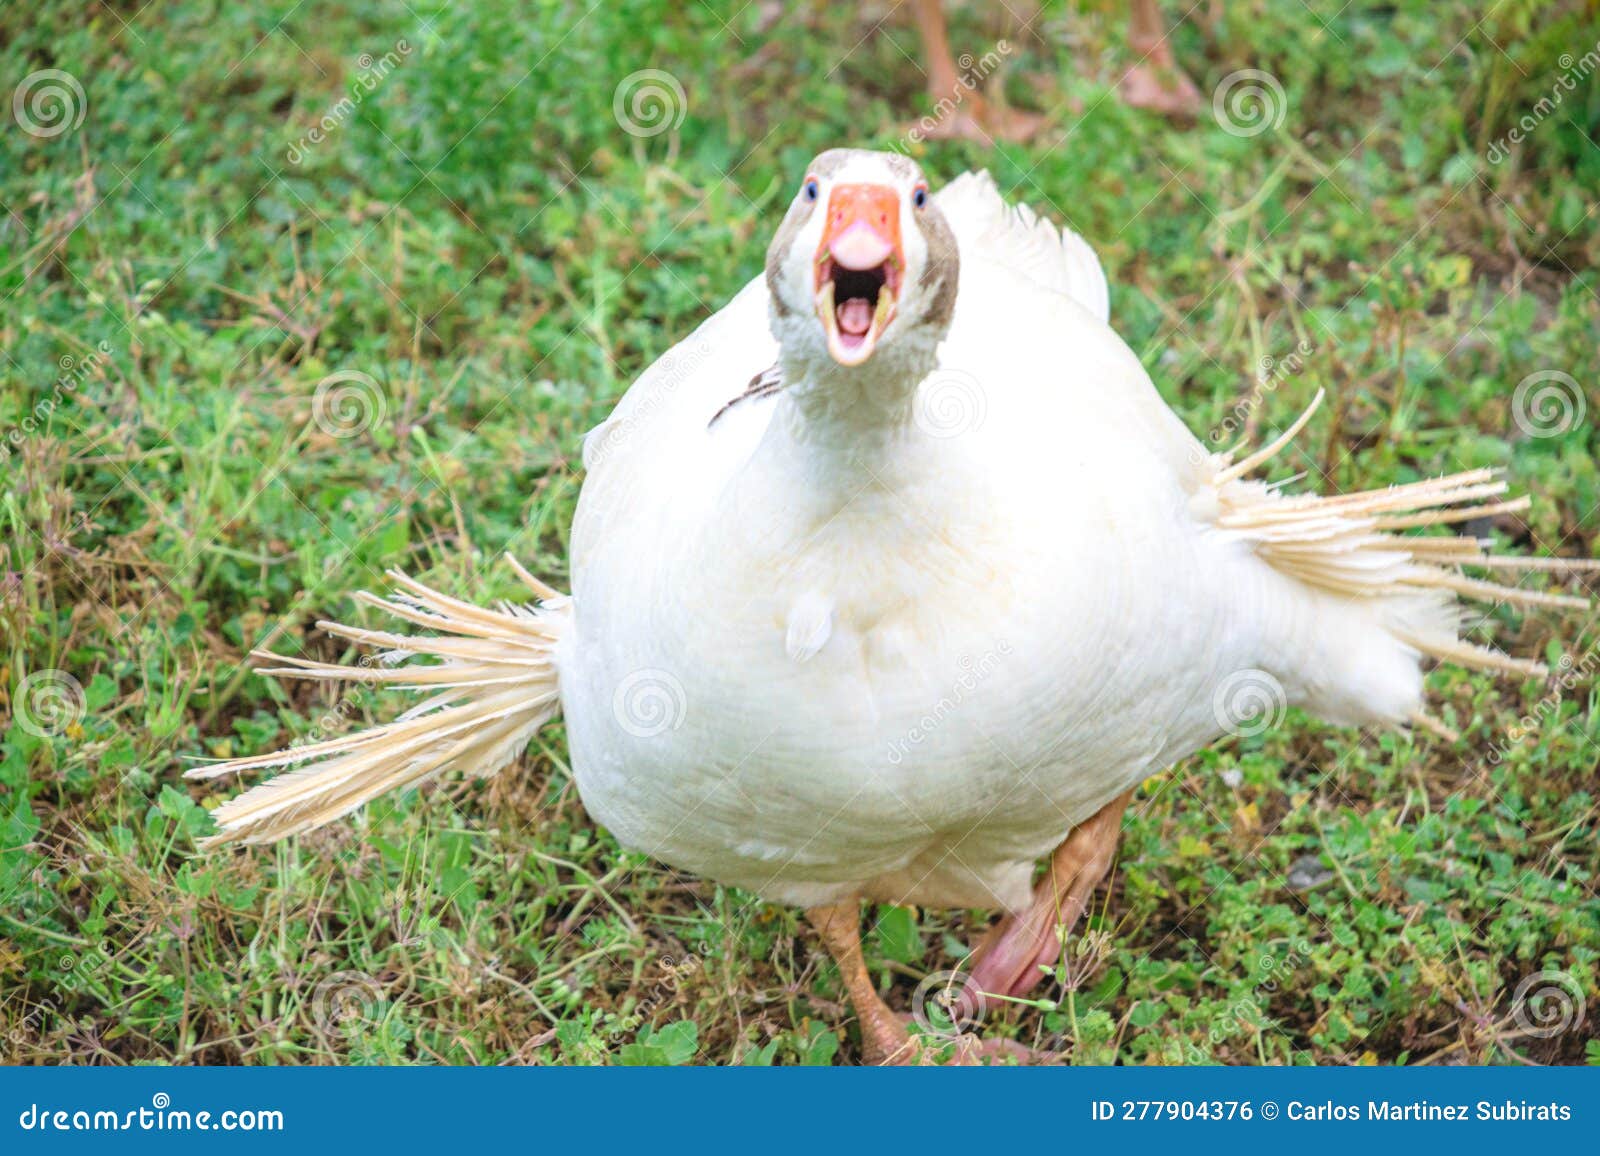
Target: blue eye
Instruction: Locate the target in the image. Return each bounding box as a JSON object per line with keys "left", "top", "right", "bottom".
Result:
{"left": 802, "top": 178, "right": 819, "bottom": 202}
{"left": 912, "top": 183, "right": 928, "bottom": 209}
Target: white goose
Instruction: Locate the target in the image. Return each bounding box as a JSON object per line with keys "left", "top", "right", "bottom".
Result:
{"left": 193, "top": 148, "right": 1591, "bottom": 1063}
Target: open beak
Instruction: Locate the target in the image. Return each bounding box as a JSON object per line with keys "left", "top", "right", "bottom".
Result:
{"left": 814, "top": 183, "right": 904, "bottom": 366}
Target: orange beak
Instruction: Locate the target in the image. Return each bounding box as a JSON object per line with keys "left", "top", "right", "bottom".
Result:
{"left": 813, "top": 183, "right": 904, "bottom": 366}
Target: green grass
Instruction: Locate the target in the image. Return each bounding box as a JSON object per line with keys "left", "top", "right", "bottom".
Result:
{"left": 2, "top": 0, "right": 1598, "bottom": 1065}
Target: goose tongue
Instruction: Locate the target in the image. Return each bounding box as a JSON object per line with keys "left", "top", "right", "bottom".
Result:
{"left": 837, "top": 297, "right": 873, "bottom": 336}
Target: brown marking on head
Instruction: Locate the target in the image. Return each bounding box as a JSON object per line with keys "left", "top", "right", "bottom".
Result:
{"left": 878, "top": 151, "right": 922, "bottom": 183}
{"left": 765, "top": 205, "right": 807, "bottom": 318}
{"left": 806, "top": 149, "right": 857, "bottom": 179}
{"left": 910, "top": 198, "right": 959, "bottom": 330}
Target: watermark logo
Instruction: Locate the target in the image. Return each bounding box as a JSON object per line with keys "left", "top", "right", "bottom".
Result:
{"left": 612, "top": 668, "right": 688, "bottom": 738}
{"left": 584, "top": 338, "right": 715, "bottom": 471}
{"left": 310, "top": 970, "right": 386, "bottom": 1035}
{"left": 887, "top": 643, "right": 1011, "bottom": 766}
{"left": 3, "top": 941, "right": 115, "bottom": 1058}
{"left": 1511, "top": 369, "right": 1585, "bottom": 438}
{"left": 911, "top": 969, "right": 986, "bottom": 1039}
{"left": 608, "top": 953, "right": 702, "bottom": 1040}
{"left": 1, "top": 342, "right": 114, "bottom": 463}
{"left": 1184, "top": 939, "right": 1313, "bottom": 1062}
{"left": 15, "top": 1091, "right": 283, "bottom": 1132}
{"left": 1194, "top": 342, "right": 1316, "bottom": 463}
{"left": 311, "top": 370, "right": 386, "bottom": 439}
{"left": 1486, "top": 648, "right": 1598, "bottom": 766}
{"left": 13, "top": 670, "right": 87, "bottom": 738}
{"left": 901, "top": 40, "right": 1015, "bottom": 147}
{"left": 1510, "top": 970, "right": 1585, "bottom": 1039}
{"left": 1487, "top": 42, "right": 1600, "bottom": 164}
{"left": 613, "top": 69, "right": 687, "bottom": 138}
{"left": 1211, "top": 668, "right": 1287, "bottom": 739}
{"left": 913, "top": 369, "right": 987, "bottom": 439}
{"left": 286, "top": 41, "right": 412, "bottom": 163}
{"left": 13, "top": 69, "right": 86, "bottom": 138}
{"left": 1212, "top": 69, "right": 1287, "bottom": 138}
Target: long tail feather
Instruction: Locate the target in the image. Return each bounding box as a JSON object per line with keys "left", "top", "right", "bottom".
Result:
{"left": 188, "top": 556, "right": 570, "bottom": 848}
{"left": 1209, "top": 390, "right": 1596, "bottom": 681}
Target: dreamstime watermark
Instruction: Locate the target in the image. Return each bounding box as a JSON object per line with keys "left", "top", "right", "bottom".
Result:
{"left": 286, "top": 40, "right": 412, "bottom": 164}
{"left": 1510, "top": 369, "right": 1586, "bottom": 439}
{"left": 1487, "top": 42, "right": 1600, "bottom": 164}
{"left": 911, "top": 969, "right": 987, "bottom": 1039}
{"left": 1183, "top": 938, "right": 1313, "bottom": 1062}
{"left": 12, "top": 69, "right": 86, "bottom": 138}
{"left": 16, "top": 1093, "right": 284, "bottom": 1133}
{"left": 913, "top": 369, "right": 987, "bottom": 440}
{"left": 1509, "top": 969, "right": 1586, "bottom": 1039}
{"left": 1211, "top": 668, "right": 1287, "bottom": 739}
{"left": 612, "top": 69, "right": 687, "bottom": 138}
{"left": 1212, "top": 69, "right": 1287, "bottom": 138}
{"left": 292, "top": 686, "right": 369, "bottom": 749}
{"left": 584, "top": 337, "right": 715, "bottom": 470}
{"left": 285, "top": 650, "right": 402, "bottom": 751}
{"left": 1194, "top": 341, "right": 1315, "bottom": 463}
{"left": 308, "top": 970, "right": 387, "bottom": 1036}
{"left": 10, "top": 669, "right": 87, "bottom": 739}
{"left": 311, "top": 370, "right": 387, "bottom": 438}
{"left": 886, "top": 642, "right": 1011, "bottom": 766}
{"left": 2, "top": 942, "right": 114, "bottom": 1059}
{"left": 900, "top": 40, "right": 1014, "bottom": 147}
{"left": 1485, "top": 646, "right": 1599, "bottom": 765}
{"left": 1, "top": 343, "right": 114, "bottom": 463}
{"left": 608, "top": 953, "right": 702, "bottom": 1040}
{"left": 612, "top": 668, "right": 688, "bottom": 738}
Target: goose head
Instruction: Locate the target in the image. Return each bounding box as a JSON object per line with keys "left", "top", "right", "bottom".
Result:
{"left": 765, "top": 149, "right": 959, "bottom": 391}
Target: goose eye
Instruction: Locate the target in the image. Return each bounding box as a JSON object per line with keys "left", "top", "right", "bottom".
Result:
{"left": 912, "top": 183, "right": 928, "bottom": 209}
{"left": 802, "top": 178, "right": 819, "bottom": 202}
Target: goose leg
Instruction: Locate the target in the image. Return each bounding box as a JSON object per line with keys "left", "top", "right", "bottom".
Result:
{"left": 965, "top": 790, "right": 1135, "bottom": 1001}
{"left": 907, "top": 0, "right": 1045, "bottom": 143}
{"left": 1118, "top": 0, "right": 1203, "bottom": 117}
{"left": 805, "top": 899, "right": 917, "bottom": 1065}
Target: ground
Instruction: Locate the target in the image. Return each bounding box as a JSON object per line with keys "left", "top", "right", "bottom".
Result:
{"left": 1, "top": 0, "right": 1598, "bottom": 1066}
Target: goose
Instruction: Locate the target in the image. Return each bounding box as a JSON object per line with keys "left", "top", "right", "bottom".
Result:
{"left": 191, "top": 148, "right": 1592, "bottom": 1064}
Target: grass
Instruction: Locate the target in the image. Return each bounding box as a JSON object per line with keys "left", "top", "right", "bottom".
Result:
{"left": 2, "top": 0, "right": 1599, "bottom": 1065}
